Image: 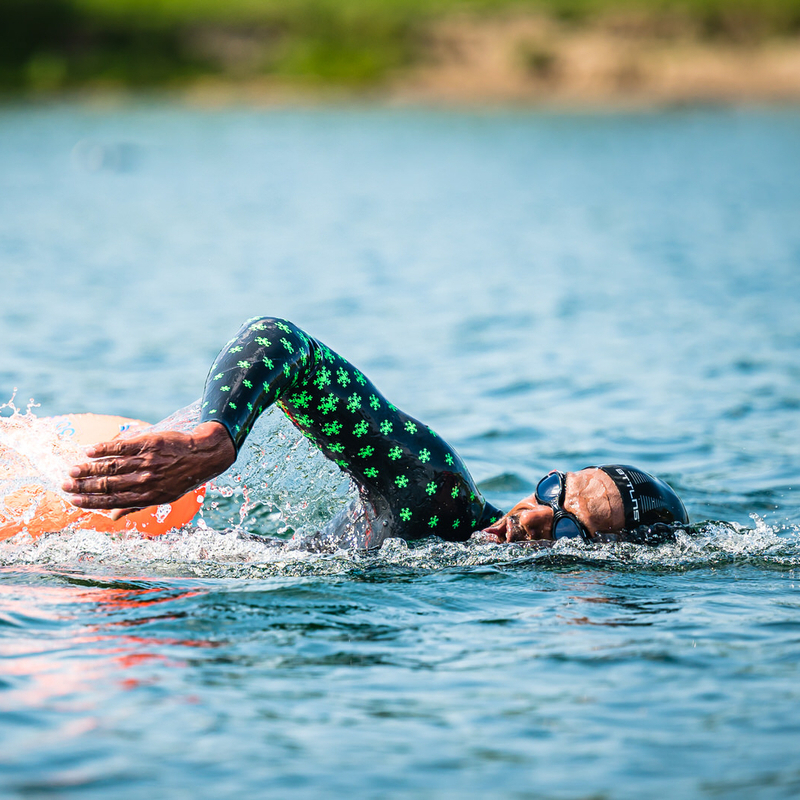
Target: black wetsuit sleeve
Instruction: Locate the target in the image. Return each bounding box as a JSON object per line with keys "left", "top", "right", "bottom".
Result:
{"left": 200, "top": 317, "right": 503, "bottom": 542}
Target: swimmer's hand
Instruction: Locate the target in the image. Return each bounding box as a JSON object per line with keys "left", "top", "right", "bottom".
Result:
{"left": 62, "top": 421, "right": 236, "bottom": 520}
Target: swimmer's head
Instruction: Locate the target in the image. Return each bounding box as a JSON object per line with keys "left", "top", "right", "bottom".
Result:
{"left": 481, "top": 465, "right": 688, "bottom": 544}
{"left": 596, "top": 465, "right": 688, "bottom": 531}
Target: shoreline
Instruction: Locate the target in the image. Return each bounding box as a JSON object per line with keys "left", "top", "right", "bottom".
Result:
{"left": 394, "top": 15, "right": 800, "bottom": 108}
{"left": 7, "top": 13, "right": 800, "bottom": 109}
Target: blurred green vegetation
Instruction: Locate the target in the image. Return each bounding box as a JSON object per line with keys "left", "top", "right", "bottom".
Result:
{"left": 3, "top": 0, "right": 800, "bottom": 93}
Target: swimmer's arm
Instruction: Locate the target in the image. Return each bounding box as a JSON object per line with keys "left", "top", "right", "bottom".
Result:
{"left": 63, "top": 316, "right": 309, "bottom": 514}
{"left": 63, "top": 421, "right": 235, "bottom": 517}
{"left": 198, "top": 316, "right": 314, "bottom": 451}
{"left": 196, "top": 316, "right": 493, "bottom": 539}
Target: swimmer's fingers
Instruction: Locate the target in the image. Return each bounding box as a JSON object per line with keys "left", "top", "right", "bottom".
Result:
{"left": 63, "top": 472, "right": 157, "bottom": 496}
{"left": 84, "top": 438, "right": 149, "bottom": 458}
{"left": 67, "top": 456, "right": 148, "bottom": 479}
{"left": 69, "top": 491, "right": 160, "bottom": 510}
{"left": 63, "top": 423, "right": 234, "bottom": 511}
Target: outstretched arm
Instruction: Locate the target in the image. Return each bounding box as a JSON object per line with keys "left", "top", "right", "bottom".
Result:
{"left": 64, "top": 316, "right": 498, "bottom": 539}
{"left": 63, "top": 422, "right": 235, "bottom": 518}
{"left": 63, "top": 316, "right": 315, "bottom": 515}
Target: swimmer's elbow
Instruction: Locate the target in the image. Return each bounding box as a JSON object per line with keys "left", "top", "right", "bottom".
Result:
{"left": 243, "top": 315, "right": 301, "bottom": 334}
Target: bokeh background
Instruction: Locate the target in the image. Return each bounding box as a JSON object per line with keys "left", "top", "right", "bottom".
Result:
{"left": 3, "top": 0, "right": 800, "bottom": 104}
{"left": 3, "top": 3, "right": 800, "bottom": 800}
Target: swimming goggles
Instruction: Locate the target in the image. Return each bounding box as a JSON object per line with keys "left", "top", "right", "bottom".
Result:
{"left": 535, "top": 471, "right": 592, "bottom": 543}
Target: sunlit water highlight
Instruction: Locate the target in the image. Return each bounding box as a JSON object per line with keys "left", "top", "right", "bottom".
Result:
{"left": 1, "top": 105, "right": 800, "bottom": 798}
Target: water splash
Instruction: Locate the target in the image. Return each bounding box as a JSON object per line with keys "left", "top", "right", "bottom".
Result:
{"left": 3, "top": 399, "right": 799, "bottom": 576}
{"left": 1, "top": 514, "right": 798, "bottom": 578}
{"left": 0, "top": 398, "right": 355, "bottom": 545}
{"left": 0, "top": 399, "right": 87, "bottom": 507}
{"left": 179, "top": 401, "right": 355, "bottom": 535}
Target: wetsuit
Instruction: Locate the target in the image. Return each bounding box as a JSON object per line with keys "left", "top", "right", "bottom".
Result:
{"left": 199, "top": 317, "right": 502, "bottom": 548}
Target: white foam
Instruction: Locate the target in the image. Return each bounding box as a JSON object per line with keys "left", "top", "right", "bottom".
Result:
{"left": 3, "top": 398, "right": 799, "bottom": 577}
{"left": 1, "top": 397, "right": 355, "bottom": 552}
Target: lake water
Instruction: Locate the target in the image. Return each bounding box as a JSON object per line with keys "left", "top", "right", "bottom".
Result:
{"left": 1, "top": 104, "right": 800, "bottom": 798}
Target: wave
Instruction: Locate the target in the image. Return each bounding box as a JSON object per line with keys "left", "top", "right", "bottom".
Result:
{"left": 1, "top": 516, "right": 797, "bottom": 579}
{"left": 1, "top": 398, "right": 355, "bottom": 536}
{"left": 3, "top": 398, "right": 799, "bottom": 578}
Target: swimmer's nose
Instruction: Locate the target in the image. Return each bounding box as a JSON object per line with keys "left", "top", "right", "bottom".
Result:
{"left": 512, "top": 505, "right": 554, "bottom": 541}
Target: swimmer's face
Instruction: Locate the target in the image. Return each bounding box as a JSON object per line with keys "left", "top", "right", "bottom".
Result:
{"left": 481, "top": 468, "right": 625, "bottom": 543}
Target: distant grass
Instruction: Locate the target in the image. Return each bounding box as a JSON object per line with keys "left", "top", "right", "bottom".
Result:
{"left": 3, "top": 0, "right": 800, "bottom": 93}
{"left": 68, "top": 0, "right": 800, "bottom": 29}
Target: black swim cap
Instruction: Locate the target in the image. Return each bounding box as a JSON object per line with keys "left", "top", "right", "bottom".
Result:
{"left": 598, "top": 465, "right": 689, "bottom": 530}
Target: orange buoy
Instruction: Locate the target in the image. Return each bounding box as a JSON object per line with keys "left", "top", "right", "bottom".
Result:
{"left": 0, "top": 414, "right": 205, "bottom": 540}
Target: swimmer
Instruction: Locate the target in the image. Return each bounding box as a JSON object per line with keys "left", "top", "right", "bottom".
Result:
{"left": 62, "top": 317, "right": 688, "bottom": 548}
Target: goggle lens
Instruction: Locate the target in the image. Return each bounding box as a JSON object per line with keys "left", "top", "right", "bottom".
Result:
{"left": 536, "top": 472, "right": 563, "bottom": 504}
{"left": 552, "top": 516, "right": 584, "bottom": 540}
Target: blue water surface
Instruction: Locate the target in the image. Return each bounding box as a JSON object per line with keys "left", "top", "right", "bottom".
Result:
{"left": 1, "top": 104, "right": 800, "bottom": 798}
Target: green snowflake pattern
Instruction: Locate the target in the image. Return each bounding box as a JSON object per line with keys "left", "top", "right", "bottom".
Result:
{"left": 336, "top": 368, "right": 350, "bottom": 387}
{"left": 452, "top": 519, "right": 460, "bottom": 528}
{"left": 255, "top": 336, "right": 270, "bottom": 347}
{"left": 318, "top": 394, "right": 339, "bottom": 415}
{"left": 220, "top": 385, "right": 230, "bottom": 392}
{"left": 364, "top": 467, "right": 379, "bottom": 478}
{"left": 353, "top": 421, "right": 369, "bottom": 438}
{"left": 419, "top": 449, "right": 431, "bottom": 463}
{"left": 213, "top": 373, "right": 224, "bottom": 381}
{"left": 346, "top": 393, "right": 362, "bottom": 413}
{"left": 404, "top": 421, "right": 417, "bottom": 434}
{"left": 379, "top": 421, "right": 393, "bottom": 435}
{"left": 275, "top": 321, "right": 292, "bottom": 334}
{"left": 400, "top": 508, "right": 411, "bottom": 522}
{"left": 280, "top": 338, "right": 294, "bottom": 353}
{"left": 321, "top": 421, "right": 342, "bottom": 436}
{"left": 249, "top": 321, "right": 267, "bottom": 331}
{"left": 314, "top": 366, "right": 331, "bottom": 389}
{"left": 295, "top": 414, "right": 312, "bottom": 427}
{"left": 228, "top": 346, "right": 243, "bottom": 354}
{"left": 369, "top": 395, "right": 380, "bottom": 410}
{"left": 229, "top": 402, "right": 237, "bottom": 410}
{"left": 445, "top": 454, "right": 454, "bottom": 466}
{"left": 335, "top": 458, "right": 348, "bottom": 469}
{"left": 354, "top": 371, "right": 367, "bottom": 386}
{"left": 329, "top": 443, "right": 345, "bottom": 453}
{"left": 357, "top": 446, "right": 374, "bottom": 458}
{"left": 428, "top": 516, "right": 439, "bottom": 528}
{"left": 425, "top": 482, "right": 437, "bottom": 496}
{"left": 291, "top": 391, "right": 311, "bottom": 408}
{"left": 319, "top": 345, "right": 332, "bottom": 361}
{"left": 243, "top": 379, "right": 252, "bottom": 389}
{"left": 262, "top": 357, "right": 274, "bottom": 370}
{"left": 395, "top": 475, "right": 409, "bottom": 488}
{"left": 451, "top": 486, "right": 459, "bottom": 498}
{"left": 389, "top": 446, "right": 403, "bottom": 461}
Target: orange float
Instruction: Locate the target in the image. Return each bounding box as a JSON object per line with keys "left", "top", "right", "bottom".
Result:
{"left": 0, "top": 414, "right": 205, "bottom": 540}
